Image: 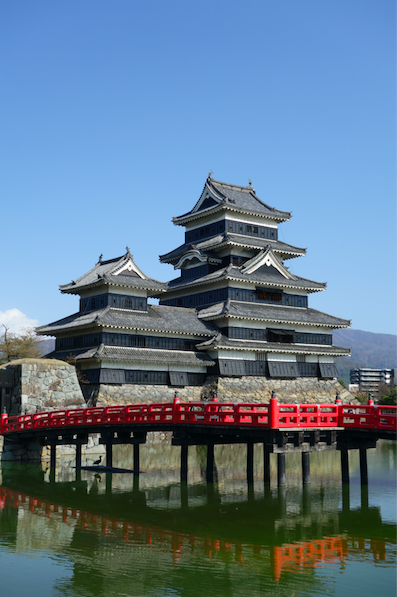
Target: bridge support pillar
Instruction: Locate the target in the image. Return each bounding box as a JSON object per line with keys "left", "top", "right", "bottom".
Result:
{"left": 106, "top": 443, "right": 113, "bottom": 468}
{"left": 75, "top": 444, "right": 82, "bottom": 469}
{"left": 302, "top": 484, "right": 311, "bottom": 515}
{"left": 247, "top": 442, "right": 254, "bottom": 500}
{"left": 359, "top": 448, "right": 368, "bottom": 485}
{"left": 277, "top": 453, "right": 286, "bottom": 487}
{"left": 263, "top": 445, "right": 271, "bottom": 484}
{"left": 106, "top": 473, "right": 112, "bottom": 494}
{"left": 342, "top": 483, "right": 350, "bottom": 513}
{"left": 180, "top": 445, "right": 188, "bottom": 483}
{"left": 133, "top": 444, "right": 140, "bottom": 473}
{"left": 50, "top": 443, "right": 56, "bottom": 469}
{"left": 206, "top": 443, "right": 214, "bottom": 483}
{"left": 302, "top": 452, "right": 310, "bottom": 484}
{"left": 361, "top": 484, "right": 369, "bottom": 510}
{"left": 341, "top": 449, "right": 349, "bottom": 484}
{"left": 247, "top": 442, "right": 254, "bottom": 485}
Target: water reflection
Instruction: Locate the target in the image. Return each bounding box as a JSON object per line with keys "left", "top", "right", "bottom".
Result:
{"left": 0, "top": 442, "right": 395, "bottom": 597}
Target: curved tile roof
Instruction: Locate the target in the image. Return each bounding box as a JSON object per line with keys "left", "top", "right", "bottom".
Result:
{"left": 164, "top": 263, "right": 325, "bottom": 293}
{"left": 37, "top": 305, "right": 217, "bottom": 337}
{"left": 60, "top": 249, "right": 165, "bottom": 294}
{"left": 197, "top": 300, "right": 350, "bottom": 328}
{"left": 73, "top": 344, "right": 216, "bottom": 366}
{"left": 159, "top": 235, "right": 305, "bottom": 264}
{"left": 196, "top": 333, "right": 351, "bottom": 357}
{"left": 173, "top": 177, "right": 291, "bottom": 224}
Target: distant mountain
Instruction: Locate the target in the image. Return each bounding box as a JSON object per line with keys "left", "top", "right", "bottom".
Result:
{"left": 334, "top": 329, "right": 397, "bottom": 384}
{"left": 39, "top": 337, "right": 55, "bottom": 356}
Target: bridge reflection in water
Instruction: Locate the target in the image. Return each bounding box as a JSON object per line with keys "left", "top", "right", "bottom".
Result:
{"left": 0, "top": 443, "right": 395, "bottom": 596}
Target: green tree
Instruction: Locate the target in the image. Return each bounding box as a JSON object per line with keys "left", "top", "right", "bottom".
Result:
{"left": 379, "top": 387, "right": 397, "bottom": 406}
{"left": 0, "top": 325, "right": 43, "bottom": 364}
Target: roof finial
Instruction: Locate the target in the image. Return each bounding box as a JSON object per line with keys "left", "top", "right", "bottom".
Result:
{"left": 126, "top": 246, "right": 130, "bottom": 255}
{"left": 98, "top": 253, "right": 103, "bottom": 263}
{"left": 208, "top": 170, "right": 213, "bottom": 179}
{"left": 248, "top": 179, "right": 252, "bottom": 186}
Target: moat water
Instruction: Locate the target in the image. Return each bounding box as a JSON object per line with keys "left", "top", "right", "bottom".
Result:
{"left": 0, "top": 441, "right": 395, "bottom": 597}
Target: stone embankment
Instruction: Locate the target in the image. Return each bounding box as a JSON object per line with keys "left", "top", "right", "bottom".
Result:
{"left": 0, "top": 358, "right": 84, "bottom": 413}
{"left": 96, "top": 376, "right": 355, "bottom": 406}
{"left": 0, "top": 358, "right": 85, "bottom": 461}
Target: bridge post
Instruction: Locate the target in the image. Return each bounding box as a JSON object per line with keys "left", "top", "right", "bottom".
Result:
{"left": 359, "top": 448, "right": 368, "bottom": 485}
{"left": 277, "top": 453, "right": 286, "bottom": 487}
{"left": 341, "top": 449, "right": 349, "bottom": 484}
{"left": 302, "top": 452, "right": 310, "bottom": 484}
{"left": 269, "top": 390, "right": 279, "bottom": 428}
{"left": 180, "top": 445, "right": 188, "bottom": 483}
{"left": 263, "top": 445, "right": 271, "bottom": 484}
{"left": 206, "top": 442, "right": 214, "bottom": 483}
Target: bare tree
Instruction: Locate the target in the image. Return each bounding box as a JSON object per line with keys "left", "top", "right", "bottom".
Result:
{"left": 0, "top": 325, "right": 43, "bottom": 364}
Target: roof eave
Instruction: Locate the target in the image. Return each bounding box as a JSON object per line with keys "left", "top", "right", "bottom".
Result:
{"left": 162, "top": 273, "right": 326, "bottom": 295}
{"left": 197, "top": 342, "right": 351, "bottom": 357}
{"left": 199, "top": 310, "right": 351, "bottom": 329}
{"left": 172, "top": 204, "right": 291, "bottom": 226}
{"left": 60, "top": 279, "right": 165, "bottom": 295}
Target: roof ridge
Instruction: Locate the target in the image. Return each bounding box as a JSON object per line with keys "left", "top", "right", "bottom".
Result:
{"left": 99, "top": 255, "right": 125, "bottom": 266}
{"left": 209, "top": 177, "right": 252, "bottom": 192}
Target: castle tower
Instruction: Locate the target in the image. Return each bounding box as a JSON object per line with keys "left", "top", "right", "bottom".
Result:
{"left": 157, "top": 175, "right": 350, "bottom": 381}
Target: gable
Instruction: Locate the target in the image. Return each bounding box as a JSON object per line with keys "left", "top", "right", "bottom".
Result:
{"left": 197, "top": 196, "right": 218, "bottom": 212}
{"left": 240, "top": 248, "right": 294, "bottom": 280}
{"left": 111, "top": 258, "right": 147, "bottom": 279}
{"left": 190, "top": 183, "right": 222, "bottom": 214}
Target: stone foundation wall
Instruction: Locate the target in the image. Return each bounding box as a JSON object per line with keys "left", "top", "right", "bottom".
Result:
{"left": 96, "top": 376, "right": 355, "bottom": 405}
{"left": 21, "top": 359, "right": 84, "bottom": 412}
{"left": 217, "top": 376, "right": 355, "bottom": 403}
{"left": 96, "top": 376, "right": 219, "bottom": 406}
{"left": 0, "top": 358, "right": 85, "bottom": 413}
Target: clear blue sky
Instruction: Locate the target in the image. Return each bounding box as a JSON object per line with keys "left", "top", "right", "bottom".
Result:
{"left": 0, "top": 0, "right": 395, "bottom": 335}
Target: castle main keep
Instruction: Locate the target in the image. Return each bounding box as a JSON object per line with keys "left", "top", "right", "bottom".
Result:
{"left": 38, "top": 175, "right": 351, "bottom": 404}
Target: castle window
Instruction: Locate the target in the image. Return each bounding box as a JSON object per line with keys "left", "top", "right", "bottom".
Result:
{"left": 257, "top": 289, "right": 282, "bottom": 303}
{"left": 90, "top": 298, "right": 95, "bottom": 310}
{"left": 124, "top": 297, "right": 132, "bottom": 309}
{"left": 253, "top": 226, "right": 258, "bottom": 234}
{"left": 232, "top": 257, "right": 239, "bottom": 265}
{"left": 177, "top": 298, "right": 183, "bottom": 306}
{"left": 246, "top": 225, "right": 252, "bottom": 233}
{"left": 268, "top": 328, "right": 294, "bottom": 344}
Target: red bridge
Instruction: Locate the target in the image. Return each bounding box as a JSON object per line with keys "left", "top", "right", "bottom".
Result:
{"left": 1, "top": 398, "right": 396, "bottom": 434}
{"left": 1, "top": 397, "right": 395, "bottom": 488}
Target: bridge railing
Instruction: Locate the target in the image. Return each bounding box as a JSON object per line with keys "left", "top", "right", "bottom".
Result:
{"left": 0, "top": 401, "right": 396, "bottom": 434}
{"left": 276, "top": 404, "right": 339, "bottom": 428}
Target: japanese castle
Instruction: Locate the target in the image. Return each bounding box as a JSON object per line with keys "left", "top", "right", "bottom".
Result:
{"left": 38, "top": 175, "right": 351, "bottom": 403}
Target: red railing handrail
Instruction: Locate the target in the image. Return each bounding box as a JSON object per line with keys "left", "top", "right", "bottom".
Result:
{"left": 0, "top": 401, "right": 396, "bottom": 435}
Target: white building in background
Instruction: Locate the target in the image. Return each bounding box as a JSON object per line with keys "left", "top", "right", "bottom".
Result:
{"left": 349, "top": 367, "right": 393, "bottom": 395}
